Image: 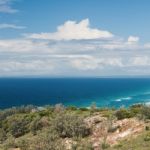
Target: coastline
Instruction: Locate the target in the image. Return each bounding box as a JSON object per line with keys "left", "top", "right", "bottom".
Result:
{"left": 0, "top": 78, "right": 150, "bottom": 109}
{"left": 0, "top": 103, "right": 150, "bottom": 149}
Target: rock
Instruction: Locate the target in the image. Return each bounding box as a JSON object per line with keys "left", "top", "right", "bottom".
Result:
{"left": 86, "top": 116, "right": 145, "bottom": 149}
{"left": 84, "top": 114, "right": 107, "bottom": 128}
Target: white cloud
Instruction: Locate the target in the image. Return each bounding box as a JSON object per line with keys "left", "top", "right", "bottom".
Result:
{"left": 0, "top": 23, "right": 26, "bottom": 29}
{"left": 71, "top": 57, "right": 100, "bottom": 70}
{"left": 0, "top": 0, "right": 18, "bottom": 13}
{"left": 71, "top": 57, "right": 123, "bottom": 70}
{"left": 26, "top": 19, "right": 114, "bottom": 40}
{"left": 144, "top": 43, "right": 150, "bottom": 48}
{"left": 97, "top": 40, "right": 139, "bottom": 50}
{"left": 0, "top": 39, "right": 50, "bottom": 52}
{"left": 0, "top": 60, "right": 54, "bottom": 76}
{"left": 1, "top": 18, "right": 150, "bottom": 76}
{"left": 128, "top": 36, "right": 139, "bottom": 44}
{"left": 130, "top": 56, "right": 150, "bottom": 66}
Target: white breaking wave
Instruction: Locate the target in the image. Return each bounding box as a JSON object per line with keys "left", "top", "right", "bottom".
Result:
{"left": 115, "top": 99, "right": 122, "bottom": 102}
{"left": 115, "top": 97, "right": 132, "bottom": 102}
{"left": 122, "top": 97, "right": 132, "bottom": 100}
{"left": 145, "top": 101, "right": 150, "bottom": 106}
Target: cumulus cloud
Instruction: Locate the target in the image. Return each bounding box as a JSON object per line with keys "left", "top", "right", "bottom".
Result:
{"left": 128, "top": 36, "right": 139, "bottom": 44}
{"left": 1, "top": 18, "right": 150, "bottom": 76}
{"left": 0, "top": 0, "right": 18, "bottom": 13}
{"left": 0, "top": 23, "right": 26, "bottom": 29}
{"left": 26, "top": 19, "right": 114, "bottom": 40}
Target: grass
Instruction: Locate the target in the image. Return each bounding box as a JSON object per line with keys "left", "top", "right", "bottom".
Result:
{"left": 109, "top": 131, "right": 150, "bottom": 150}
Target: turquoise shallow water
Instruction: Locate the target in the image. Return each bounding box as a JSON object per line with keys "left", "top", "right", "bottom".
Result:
{"left": 0, "top": 78, "right": 150, "bottom": 109}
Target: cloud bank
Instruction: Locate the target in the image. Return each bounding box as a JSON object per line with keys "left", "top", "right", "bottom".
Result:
{"left": 1, "top": 19, "right": 150, "bottom": 77}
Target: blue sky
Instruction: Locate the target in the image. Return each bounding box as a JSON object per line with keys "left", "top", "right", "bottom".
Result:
{"left": 0, "top": 0, "right": 150, "bottom": 77}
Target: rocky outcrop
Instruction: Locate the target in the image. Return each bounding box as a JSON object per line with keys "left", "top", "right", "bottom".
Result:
{"left": 85, "top": 115, "right": 145, "bottom": 149}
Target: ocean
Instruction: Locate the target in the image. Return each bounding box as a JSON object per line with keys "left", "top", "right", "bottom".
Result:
{"left": 0, "top": 78, "right": 150, "bottom": 109}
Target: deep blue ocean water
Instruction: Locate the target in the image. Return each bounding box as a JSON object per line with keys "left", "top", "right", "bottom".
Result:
{"left": 1, "top": 78, "right": 150, "bottom": 109}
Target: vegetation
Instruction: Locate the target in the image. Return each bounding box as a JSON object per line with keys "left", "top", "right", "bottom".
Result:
{"left": 115, "top": 104, "right": 143, "bottom": 120}
{"left": 108, "top": 131, "right": 150, "bottom": 150}
{"left": 0, "top": 103, "right": 150, "bottom": 149}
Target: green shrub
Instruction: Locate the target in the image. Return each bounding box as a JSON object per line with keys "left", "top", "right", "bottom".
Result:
{"left": 0, "top": 105, "right": 35, "bottom": 122}
{"left": 3, "top": 137, "right": 17, "bottom": 150}
{"left": 30, "top": 116, "right": 43, "bottom": 135}
{"left": 113, "top": 143, "right": 123, "bottom": 148}
{"left": 79, "top": 107, "right": 89, "bottom": 111}
{"left": 17, "top": 105, "right": 36, "bottom": 113}
{"left": 101, "top": 110, "right": 114, "bottom": 118}
{"left": 141, "top": 106, "right": 150, "bottom": 119}
{"left": 101, "top": 142, "right": 110, "bottom": 149}
{"left": 144, "top": 132, "right": 150, "bottom": 141}
{"left": 30, "top": 129, "right": 65, "bottom": 150}
{"left": 9, "top": 117, "right": 30, "bottom": 138}
{"left": 66, "top": 106, "right": 78, "bottom": 111}
{"left": 129, "top": 104, "right": 143, "bottom": 116}
{"left": 145, "top": 126, "right": 150, "bottom": 131}
{"left": 38, "top": 110, "right": 50, "bottom": 117}
{"left": 52, "top": 114, "right": 90, "bottom": 138}
{"left": 10, "top": 121, "right": 28, "bottom": 138}
{"left": 0, "top": 128, "right": 7, "bottom": 143}
{"left": 115, "top": 108, "right": 133, "bottom": 120}
{"left": 30, "top": 116, "right": 50, "bottom": 135}
{"left": 17, "top": 138, "right": 29, "bottom": 150}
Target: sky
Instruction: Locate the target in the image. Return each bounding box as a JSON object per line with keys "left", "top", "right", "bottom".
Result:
{"left": 0, "top": 0, "right": 150, "bottom": 77}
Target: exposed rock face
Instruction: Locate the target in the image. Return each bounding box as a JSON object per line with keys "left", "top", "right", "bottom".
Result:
{"left": 62, "top": 115, "right": 145, "bottom": 150}
{"left": 84, "top": 114, "right": 107, "bottom": 128}
{"left": 84, "top": 115, "right": 145, "bottom": 150}
{"left": 107, "top": 118, "right": 145, "bottom": 145}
